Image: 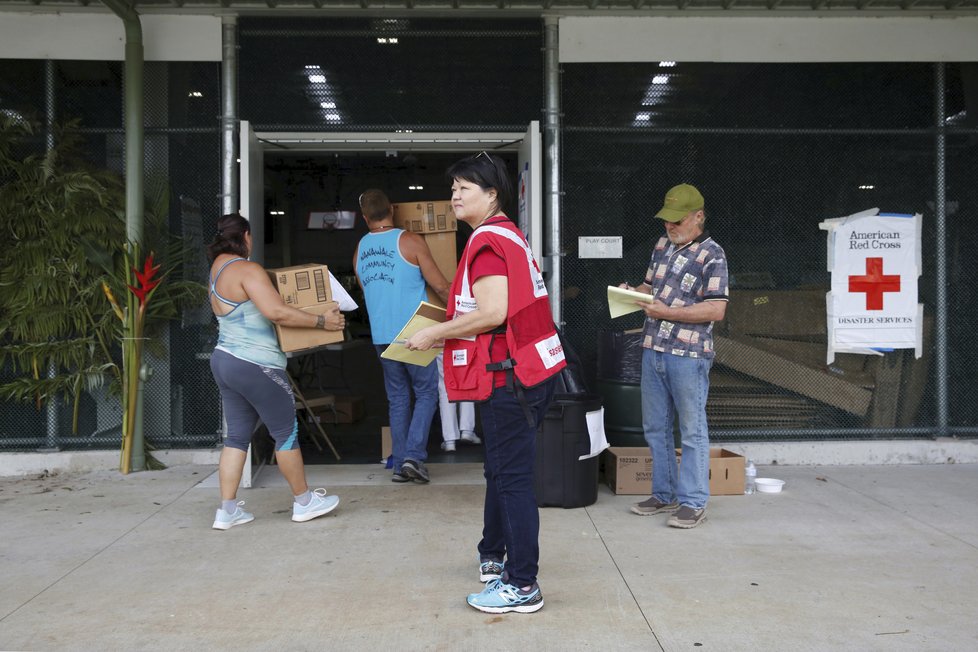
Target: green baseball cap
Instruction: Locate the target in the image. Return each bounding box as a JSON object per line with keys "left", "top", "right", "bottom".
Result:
{"left": 655, "top": 184, "right": 705, "bottom": 222}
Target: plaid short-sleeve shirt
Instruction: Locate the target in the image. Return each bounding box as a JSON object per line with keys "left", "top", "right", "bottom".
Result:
{"left": 641, "top": 232, "right": 728, "bottom": 359}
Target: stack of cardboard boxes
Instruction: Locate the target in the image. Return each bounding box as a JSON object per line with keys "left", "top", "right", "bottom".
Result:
{"left": 391, "top": 200, "right": 459, "bottom": 308}
{"left": 266, "top": 263, "right": 344, "bottom": 352}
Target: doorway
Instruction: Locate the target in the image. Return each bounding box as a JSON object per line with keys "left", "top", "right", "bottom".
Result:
{"left": 239, "top": 125, "right": 543, "bottom": 465}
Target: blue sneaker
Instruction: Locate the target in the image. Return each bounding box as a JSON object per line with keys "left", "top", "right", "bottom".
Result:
{"left": 212, "top": 501, "right": 254, "bottom": 530}
{"left": 466, "top": 578, "right": 544, "bottom": 614}
{"left": 479, "top": 559, "right": 504, "bottom": 583}
{"left": 292, "top": 488, "right": 340, "bottom": 522}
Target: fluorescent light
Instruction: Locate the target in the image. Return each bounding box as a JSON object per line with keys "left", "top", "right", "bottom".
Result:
{"left": 188, "top": 91, "right": 203, "bottom": 98}
{"left": 652, "top": 75, "right": 669, "bottom": 85}
{"left": 324, "top": 112, "right": 341, "bottom": 121}
{"left": 320, "top": 101, "right": 336, "bottom": 109}
{"left": 409, "top": 185, "right": 424, "bottom": 191}
{"left": 305, "top": 64, "right": 321, "bottom": 70}
{"left": 858, "top": 185, "right": 875, "bottom": 190}
{"left": 635, "top": 112, "right": 651, "bottom": 121}
{"left": 308, "top": 74, "right": 327, "bottom": 83}
{"left": 389, "top": 38, "right": 399, "bottom": 44}
{"left": 377, "top": 37, "right": 388, "bottom": 44}
{"left": 659, "top": 61, "right": 677, "bottom": 67}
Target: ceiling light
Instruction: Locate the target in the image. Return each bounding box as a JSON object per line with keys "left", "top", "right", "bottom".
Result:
{"left": 305, "top": 64, "right": 321, "bottom": 70}
{"left": 659, "top": 61, "right": 677, "bottom": 67}
{"left": 320, "top": 101, "right": 336, "bottom": 109}
{"left": 377, "top": 38, "right": 388, "bottom": 44}
{"left": 188, "top": 91, "right": 203, "bottom": 98}
{"left": 635, "top": 113, "right": 651, "bottom": 121}
{"left": 652, "top": 75, "right": 669, "bottom": 84}
{"left": 858, "top": 185, "right": 875, "bottom": 190}
{"left": 324, "top": 112, "right": 341, "bottom": 121}
{"left": 308, "top": 74, "right": 326, "bottom": 83}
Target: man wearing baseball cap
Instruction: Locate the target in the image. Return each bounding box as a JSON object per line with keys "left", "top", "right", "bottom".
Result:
{"left": 618, "top": 183, "right": 729, "bottom": 528}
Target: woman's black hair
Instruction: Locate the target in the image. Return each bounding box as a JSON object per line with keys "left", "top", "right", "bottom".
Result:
{"left": 446, "top": 152, "right": 514, "bottom": 215}
{"left": 207, "top": 213, "right": 250, "bottom": 262}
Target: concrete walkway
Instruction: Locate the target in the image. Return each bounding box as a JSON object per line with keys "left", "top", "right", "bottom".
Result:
{"left": 1, "top": 462, "right": 976, "bottom": 651}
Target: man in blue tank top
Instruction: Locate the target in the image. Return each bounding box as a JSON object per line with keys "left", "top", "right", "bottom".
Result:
{"left": 355, "top": 189, "right": 450, "bottom": 484}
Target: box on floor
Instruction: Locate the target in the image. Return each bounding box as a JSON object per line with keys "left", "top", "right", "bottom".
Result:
{"left": 603, "top": 447, "right": 745, "bottom": 496}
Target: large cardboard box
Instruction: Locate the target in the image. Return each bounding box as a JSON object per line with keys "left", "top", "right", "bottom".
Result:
{"left": 423, "top": 231, "right": 458, "bottom": 308}
{"left": 268, "top": 263, "right": 332, "bottom": 307}
{"left": 392, "top": 200, "right": 457, "bottom": 234}
{"left": 273, "top": 302, "right": 344, "bottom": 353}
{"left": 603, "top": 447, "right": 746, "bottom": 496}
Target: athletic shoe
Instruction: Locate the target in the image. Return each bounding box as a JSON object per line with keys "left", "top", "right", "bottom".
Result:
{"left": 479, "top": 559, "right": 504, "bottom": 583}
{"left": 441, "top": 440, "right": 457, "bottom": 452}
{"left": 667, "top": 505, "right": 707, "bottom": 529}
{"left": 401, "top": 459, "right": 430, "bottom": 484}
{"left": 466, "top": 578, "right": 544, "bottom": 614}
{"left": 292, "top": 488, "right": 340, "bottom": 523}
{"left": 392, "top": 472, "right": 410, "bottom": 483}
{"left": 459, "top": 430, "right": 482, "bottom": 445}
{"left": 212, "top": 501, "right": 254, "bottom": 530}
{"left": 630, "top": 497, "right": 679, "bottom": 516}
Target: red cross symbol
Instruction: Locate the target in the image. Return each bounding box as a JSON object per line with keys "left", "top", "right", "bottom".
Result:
{"left": 848, "top": 257, "right": 901, "bottom": 311}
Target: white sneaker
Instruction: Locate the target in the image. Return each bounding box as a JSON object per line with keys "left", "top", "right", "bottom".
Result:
{"left": 292, "top": 488, "right": 340, "bottom": 522}
{"left": 212, "top": 501, "right": 254, "bottom": 530}
{"left": 441, "top": 440, "right": 457, "bottom": 452}
{"left": 460, "top": 431, "right": 481, "bottom": 445}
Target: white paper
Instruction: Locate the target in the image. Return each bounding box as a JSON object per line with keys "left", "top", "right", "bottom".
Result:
{"left": 607, "top": 285, "right": 654, "bottom": 319}
{"left": 579, "top": 407, "right": 611, "bottom": 461}
{"left": 328, "top": 272, "right": 358, "bottom": 312}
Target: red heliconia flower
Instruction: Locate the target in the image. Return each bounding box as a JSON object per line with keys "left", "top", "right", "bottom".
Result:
{"left": 127, "top": 252, "right": 162, "bottom": 306}
{"left": 133, "top": 252, "right": 161, "bottom": 288}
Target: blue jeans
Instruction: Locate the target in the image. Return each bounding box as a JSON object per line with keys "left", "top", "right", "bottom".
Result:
{"left": 641, "top": 348, "right": 712, "bottom": 510}
{"left": 376, "top": 346, "right": 439, "bottom": 469}
{"left": 478, "top": 377, "right": 556, "bottom": 589}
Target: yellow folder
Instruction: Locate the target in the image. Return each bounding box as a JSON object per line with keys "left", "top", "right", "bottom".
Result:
{"left": 380, "top": 301, "right": 447, "bottom": 366}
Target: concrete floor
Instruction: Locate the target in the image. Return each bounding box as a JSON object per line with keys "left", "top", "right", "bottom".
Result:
{"left": 1, "top": 462, "right": 977, "bottom": 651}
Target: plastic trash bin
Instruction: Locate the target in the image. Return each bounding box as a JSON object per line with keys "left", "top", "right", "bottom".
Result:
{"left": 534, "top": 392, "right": 602, "bottom": 508}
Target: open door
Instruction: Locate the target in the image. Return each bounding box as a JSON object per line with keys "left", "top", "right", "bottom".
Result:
{"left": 517, "top": 120, "right": 543, "bottom": 266}
{"left": 239, "top": 120, "right": 265, "bottom": 265}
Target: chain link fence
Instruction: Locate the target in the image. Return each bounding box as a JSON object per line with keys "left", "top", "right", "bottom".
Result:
{"left": 562, "top": 61, "right": 977, "bottom": 443}
{"left": 1, "top": 25, "right": 974, "bottom": 452}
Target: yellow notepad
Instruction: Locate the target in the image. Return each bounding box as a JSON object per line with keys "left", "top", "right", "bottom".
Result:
{"left": 380, "top": 301, "right": 447, "bottom": 366}
{"left": 607, "top": 285, "right": 654, "bottom": 319}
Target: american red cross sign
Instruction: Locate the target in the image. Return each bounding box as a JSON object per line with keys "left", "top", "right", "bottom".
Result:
{"left": 848, "top": 257, "right": 901, "bottom": 311}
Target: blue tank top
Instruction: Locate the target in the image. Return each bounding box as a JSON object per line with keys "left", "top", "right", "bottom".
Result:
{"left": 356, "top": 229, "right": 428, "bottom": 345}
{"left": 211, "top": 258, "right": 287, "bottom": 369}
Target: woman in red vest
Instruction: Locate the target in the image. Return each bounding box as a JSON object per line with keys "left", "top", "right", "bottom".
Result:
{"left": 405, "top": 152, "right": 565, "bottom": 614}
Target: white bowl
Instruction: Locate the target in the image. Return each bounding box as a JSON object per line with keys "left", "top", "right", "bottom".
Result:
{"left": 754, "top": 478, "right": 785, "bottom": 494}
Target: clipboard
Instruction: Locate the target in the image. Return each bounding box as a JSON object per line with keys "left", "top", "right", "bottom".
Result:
{"left": 607, "top": 285, "right": 654, "bottom": 318}
{"left": 380, "top": 301, "right": 447, "bottom": 366}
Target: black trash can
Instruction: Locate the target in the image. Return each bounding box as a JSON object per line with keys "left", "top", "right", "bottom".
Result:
{"left": 534, "top": 392, "right": 602, "bottom": 509}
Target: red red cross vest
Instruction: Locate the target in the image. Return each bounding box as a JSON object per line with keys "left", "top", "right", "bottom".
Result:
{"left": 443, "top": 218, "right": 566, "bottom": 402}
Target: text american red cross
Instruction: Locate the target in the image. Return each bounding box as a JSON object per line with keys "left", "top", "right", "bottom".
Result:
{"left": 848, "top": 257, "right": 901, "bottom": 311}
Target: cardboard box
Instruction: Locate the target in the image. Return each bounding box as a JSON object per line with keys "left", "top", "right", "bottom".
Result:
{"left": 392, "top": 200, "right": 457, "bottom": 234}
{"left": 603, "top": 447, "right": 746, "bottom": 496}
{"left": 268, "top": 263, "right": 332, "bottom": 307}
{"left": 603, "top": 447, "right": 652, "bottom": 495}
{"left": 273, "top": 302, "right": 344, "bottom": 353}
{"left": 422, "top": 231, "right": 458, "bottom": 308}
{"left": 307, "top": 395, "right": 365, "bottom": 424}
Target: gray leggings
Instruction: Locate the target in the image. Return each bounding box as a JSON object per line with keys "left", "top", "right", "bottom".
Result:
{"left": 210, "top": 349, "right": 299, "bottom": 452}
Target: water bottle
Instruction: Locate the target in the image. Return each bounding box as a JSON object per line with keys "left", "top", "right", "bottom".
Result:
{"left": 745, "top": 459, "right": 757, "bottom": 495}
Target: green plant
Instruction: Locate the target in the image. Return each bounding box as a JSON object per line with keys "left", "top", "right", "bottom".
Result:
{"left": 0, "top": 116, "right": 205, "bottom": 464}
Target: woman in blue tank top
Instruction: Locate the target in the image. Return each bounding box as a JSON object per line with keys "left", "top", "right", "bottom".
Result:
{"left": 207, "top": 213, "right": 344, "bottom": 530}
